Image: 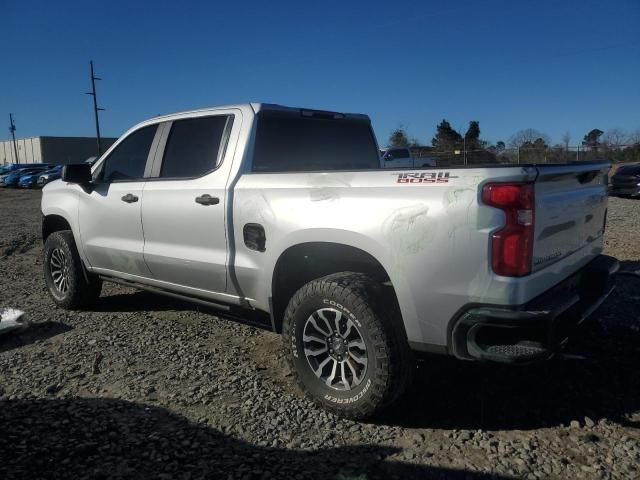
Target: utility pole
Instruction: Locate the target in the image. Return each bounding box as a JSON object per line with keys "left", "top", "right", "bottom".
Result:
{"left": 9, "top": 113, "right": 19, "bottom": 164}
{"left": 463, "top": 136, "right": 467, "bottom": 166}
{"left": 85, "top": 60, "right": 104, "bottom": 156}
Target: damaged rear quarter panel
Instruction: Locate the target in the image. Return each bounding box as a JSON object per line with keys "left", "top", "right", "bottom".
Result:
{"left": 232, "top": 167, "right": 536, "bottom": 347}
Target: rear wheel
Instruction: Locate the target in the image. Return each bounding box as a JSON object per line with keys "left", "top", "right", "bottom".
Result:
{"left": 43, "top": 231, "right": 102, "bottom": 309}
{"left": 282, "top": 272, "right": 413, "bottom": 419}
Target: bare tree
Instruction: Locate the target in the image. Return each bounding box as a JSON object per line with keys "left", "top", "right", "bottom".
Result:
{"left": 603, "top": 128, "right": 627, "bottom": 148}
{"left": 508, "top": 129, "right": 551, "bottom": 148}
{"left": 561, "top": 131, "right": 571, "bottom": 151}
{"left": 626, "top": 129, "right": 640, "bottom": 145}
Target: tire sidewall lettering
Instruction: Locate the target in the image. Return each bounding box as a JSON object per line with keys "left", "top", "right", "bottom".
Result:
{"left": 322, "top": 298, "right": 362, "bottom": 328}
{"left": 291, "top": 317, "right": 299, "bottom": 359}
{"left": 323, "top": 378, "right": 371, "bottom": 404}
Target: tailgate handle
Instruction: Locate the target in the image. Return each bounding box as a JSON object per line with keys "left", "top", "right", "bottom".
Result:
{"left": 577, "top": 170, "right": 599, "bottom": 184}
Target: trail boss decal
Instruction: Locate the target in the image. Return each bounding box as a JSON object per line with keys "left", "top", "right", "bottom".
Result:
{"left": 395, "top": 171, "right": 458, "bottom": 184}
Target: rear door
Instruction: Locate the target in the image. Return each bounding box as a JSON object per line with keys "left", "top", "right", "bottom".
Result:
{"left": 78, "top": 124, "right": 158, "bottom": 276}
{"left": 532, "top": 162, "right": 610, "bottom": 271}
{"left": 141, "top": 111, "right": 238, "bottom": 294}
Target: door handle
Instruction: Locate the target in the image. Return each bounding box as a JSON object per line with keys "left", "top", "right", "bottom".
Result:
{"left": 121, "top": 193, "right": 139, "bottom": 203}
{"left": 195, "top": 194, "right": 220, "bottom": 206}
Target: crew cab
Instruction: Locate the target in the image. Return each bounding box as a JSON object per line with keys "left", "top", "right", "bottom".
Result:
{"left": 381, "top": 146, "right": 437, "bottom": 168}
{"left": 41, "top": 103, "right": 617, "bottom": 418}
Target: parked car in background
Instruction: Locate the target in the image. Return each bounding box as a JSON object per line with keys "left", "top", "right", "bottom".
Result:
{"left": 18, "top": 172, "right": 37, "bottom": 188}
{"left": 1, "top": 164, "right": 30, "bottom": 175}
{"left": 36, "top": 165, "right": 64, "bottom": 188}
{"left": 1, "top": 163, "right": 52, "bottom": 175}
{"left": 380, "top": 147, "right": 437, "bottom": 168}
{"left": 1, "top": 165, "right": 52, "bottom": 187}
{"left": 0, "top": 164, "right": 21, "bottom": 175}
{"left": 609, "top": 163, "right": 640, "bottom": 197}
{"left": 0, "top": 164, "right": 27, "bottom": 187}
{"left": 19, "top": 169, "right": 51, "bottom": 188}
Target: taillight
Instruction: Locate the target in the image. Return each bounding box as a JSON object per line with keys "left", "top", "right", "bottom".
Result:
{"left": 482, "top": 183, "right": 535, "bottom": 277}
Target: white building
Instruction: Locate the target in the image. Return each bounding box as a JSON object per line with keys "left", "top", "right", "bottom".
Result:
{"left": 0, "top": 136, "right": 117, "bottom": 165}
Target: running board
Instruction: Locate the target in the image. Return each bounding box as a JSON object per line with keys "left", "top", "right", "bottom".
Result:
{"left": 99, "top": 275, "right": 232, "bottom": 311}
{"left": 97, "top": 275, "right": 273, "bottom": 330}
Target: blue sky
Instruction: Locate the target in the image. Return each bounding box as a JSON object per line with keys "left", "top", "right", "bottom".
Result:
{"left": 2, "top": 0, "right": 639, "bottom": 146}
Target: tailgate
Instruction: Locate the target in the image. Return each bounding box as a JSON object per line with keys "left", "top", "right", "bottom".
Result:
{"left": 532, "top": 162, "right": 610, "bottom": 272}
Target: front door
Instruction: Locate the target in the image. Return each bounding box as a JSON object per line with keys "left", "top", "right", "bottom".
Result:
{"left": 78, "top": 124, "right": 158, "bottom": 277}
{"left": 141, "top": 112, "right": 238, "bottom": 294}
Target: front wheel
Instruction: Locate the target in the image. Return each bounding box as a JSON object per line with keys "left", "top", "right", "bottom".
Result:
{"left": 282, "top": 272, "right": 413, "bottom": 419}
{"left": 43, "top": 231, "right": 102, "bottom": 309}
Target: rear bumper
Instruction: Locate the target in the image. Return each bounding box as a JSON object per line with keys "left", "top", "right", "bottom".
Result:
{"left": 449, "top": 255, "right": 619, "bottom": 364}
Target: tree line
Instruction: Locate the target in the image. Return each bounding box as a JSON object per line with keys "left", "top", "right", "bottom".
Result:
{"left": 387, "top": 121, "right": 640, "bottom": 157}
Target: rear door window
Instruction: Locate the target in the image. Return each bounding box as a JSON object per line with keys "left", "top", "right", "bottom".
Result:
{"left": 252, "top": 113, "right": 379, "bottom": 172}
{"left": 160, "top": 115, "right": 231, "bottom": 179}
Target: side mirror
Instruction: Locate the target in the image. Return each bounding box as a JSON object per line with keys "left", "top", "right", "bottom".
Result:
{"left": 62, "top": 164, "right": 92, "bottom": 185}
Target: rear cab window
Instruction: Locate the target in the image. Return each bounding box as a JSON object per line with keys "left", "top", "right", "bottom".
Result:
{"left": 252, "top": 111, "right": 379, "bottom": 172}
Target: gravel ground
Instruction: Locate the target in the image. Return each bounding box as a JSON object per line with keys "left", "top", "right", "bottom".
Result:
{"left": 0, "top": 189, "right": 639, "bottom": 480}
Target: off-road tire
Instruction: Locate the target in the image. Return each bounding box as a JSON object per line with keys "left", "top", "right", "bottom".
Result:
{"left": 282, "top": 272, "right": 414, "bottom": 419}
{"left": 43, "top": 231, "right": 102, "bottom": 309}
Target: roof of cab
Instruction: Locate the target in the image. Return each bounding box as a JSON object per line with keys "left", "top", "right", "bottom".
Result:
{"left": 146, "top": 103, "right": 370, "bottom": 123}
{"left": 251, "top": 103, "right": 370, "bottom": 120}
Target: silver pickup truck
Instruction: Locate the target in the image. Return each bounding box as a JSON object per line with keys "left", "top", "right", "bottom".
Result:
{"left": 41, "top": 103, "right": 618, "bottom": 419}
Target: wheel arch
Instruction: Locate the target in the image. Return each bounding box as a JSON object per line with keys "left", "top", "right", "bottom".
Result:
{"left": 270, "top": 241, "right": 405, "bottom": 337}
{"left": 42, "top": 214, "right": 73, "bottom": 242}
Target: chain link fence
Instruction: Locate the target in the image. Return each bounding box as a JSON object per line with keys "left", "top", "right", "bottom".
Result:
{"left": 411, "top": 145, "right": 640, "bottom": 167}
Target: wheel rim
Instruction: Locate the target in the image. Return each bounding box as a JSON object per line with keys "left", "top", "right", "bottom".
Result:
{"left": 49, "top": 248, "right": 70, "bottom": 294}
{"left": 302, "top": 308, "right": 368, "bottom": 391}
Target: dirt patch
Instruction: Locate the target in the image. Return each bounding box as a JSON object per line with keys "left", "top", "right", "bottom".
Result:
{"left": 1, "top": 188, "right": 639, "bottom": 480}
